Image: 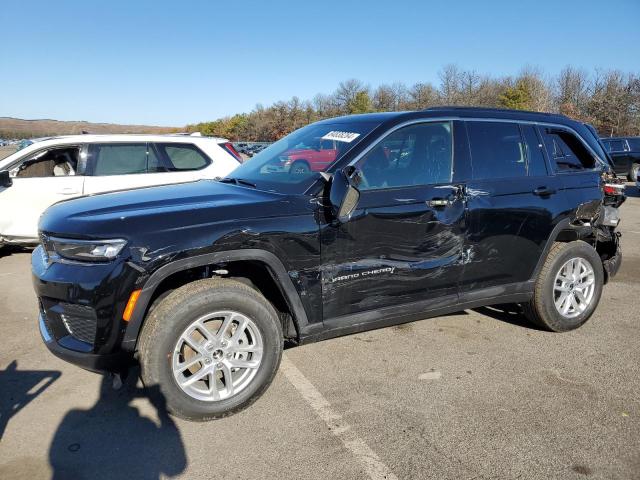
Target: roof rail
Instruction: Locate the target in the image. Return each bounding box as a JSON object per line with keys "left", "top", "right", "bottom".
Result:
{"left": 424, "top": 106, "right": 567, "bottom": 118}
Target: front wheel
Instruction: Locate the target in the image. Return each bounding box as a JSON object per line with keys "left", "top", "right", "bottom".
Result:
{"left": 523, "top": 241, "right": 604, "bottom": 332}
{"left": 138, "top": 278, "right": 283, "bottom": 421}
{"left": 630, "top": 163, "right": 640, "bottom": 182}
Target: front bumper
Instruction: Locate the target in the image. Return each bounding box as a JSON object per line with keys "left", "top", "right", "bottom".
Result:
{"left": 39, "top": 312, "right": 132, "bottom": 373}
{"left": 32, "top": 245, "right": 142, "bottom": 373}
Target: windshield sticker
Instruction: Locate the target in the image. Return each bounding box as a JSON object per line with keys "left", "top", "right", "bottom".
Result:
{"left": 321, "top": 131, "right": 361, "bottom": 143}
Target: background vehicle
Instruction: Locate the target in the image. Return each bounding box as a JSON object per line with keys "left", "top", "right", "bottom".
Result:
{"left": 600, "top": 137, "right": 640, "bottom": 180}
{"left": 279, "top": 138, "right": 339, "bottom": 173}
{"left": 32, "top": 108, "right": 623, "bottom": 421}
{"left": 0, "top": 134, "right": 241, "bottom": 246}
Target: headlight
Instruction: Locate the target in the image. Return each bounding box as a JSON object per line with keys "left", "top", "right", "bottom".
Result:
{"left": 49, "top": 237, "right": 127, "bottom": 262}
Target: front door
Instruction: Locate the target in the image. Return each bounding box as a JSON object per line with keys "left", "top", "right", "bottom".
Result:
{"left": 0, "top": 146, "right": 84, "bottom": 241}
{"left": 320, "top": 121, "right": 466, "bottom": 320}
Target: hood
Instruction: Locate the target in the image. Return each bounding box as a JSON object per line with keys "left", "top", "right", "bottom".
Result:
{"left": 39, "top": 179, "right": 300, "bottom": 242}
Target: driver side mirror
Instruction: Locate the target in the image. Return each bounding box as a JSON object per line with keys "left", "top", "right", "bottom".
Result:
{"left": 329, "top": 167, "right": 360, "bottom": 223}
{"left": 0, "top": 171, "right": 12, "bottom": 188}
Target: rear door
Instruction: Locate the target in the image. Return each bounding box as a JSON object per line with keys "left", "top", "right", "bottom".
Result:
{"left": 321, "top": 121, "right": 466, "bottom": 320}
{"left": 461, "top": 121, "right": 564, "bottom": 292}
{"left": 538, "top": 126, "right": 603, "bottom": 224}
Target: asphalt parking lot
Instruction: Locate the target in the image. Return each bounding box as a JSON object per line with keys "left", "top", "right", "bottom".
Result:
{"left": 0, "top": 188, "right": 638, "bottom": 480}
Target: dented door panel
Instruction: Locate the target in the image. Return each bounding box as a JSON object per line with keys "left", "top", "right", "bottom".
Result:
{"left": 461, "top": 175, "right": 567, "bottom": 291}
{"left": 320, "top": 185, "right": 465, "bottom": 319}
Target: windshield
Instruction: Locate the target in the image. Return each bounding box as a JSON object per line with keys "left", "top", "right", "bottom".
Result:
{"left": 223, "top": 121, "right": 380, "bottom": 193}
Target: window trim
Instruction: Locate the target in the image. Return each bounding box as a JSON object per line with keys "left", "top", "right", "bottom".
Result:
{"left": 353, "top": 120, "right": 455, "bottom": 191}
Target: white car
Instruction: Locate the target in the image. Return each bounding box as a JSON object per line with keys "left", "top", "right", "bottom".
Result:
{"left": 0, "top": 134, "right": 242, "bottom": 246}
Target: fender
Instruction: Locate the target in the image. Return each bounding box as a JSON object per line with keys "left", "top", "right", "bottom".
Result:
{"left": 121, "top": 249, "right": 310, "bottom": 351}
{"left": 529, "top": 217, "right": 601, "bottom": 282}
{"left": 530, "top": 218, "right": 573, "bottom": 282}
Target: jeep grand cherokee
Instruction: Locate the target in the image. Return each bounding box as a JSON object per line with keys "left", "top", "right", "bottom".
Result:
{"left": 32, "top": 107, "right": 624, "bottom": 420}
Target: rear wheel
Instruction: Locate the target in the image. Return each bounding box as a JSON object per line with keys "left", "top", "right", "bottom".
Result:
{"left": 523, "top": 241, "right": 604, "bottom": 332}
{"left": 138, "top": 278, "right": 283, "bottom": 421}
{"left": 630, "top": 163, "right": 640, "bottom": 182}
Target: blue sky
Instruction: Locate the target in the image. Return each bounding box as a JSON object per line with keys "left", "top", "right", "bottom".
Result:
{"left": 1, "top": 0, "right": 638, "bottom": 126}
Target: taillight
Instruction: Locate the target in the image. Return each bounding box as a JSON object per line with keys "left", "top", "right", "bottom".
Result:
{"left": 603, "top": 183, "right": 625, "bottom": 196}
{"left": 220, "top": 142, "right": 243, "bottom": 163}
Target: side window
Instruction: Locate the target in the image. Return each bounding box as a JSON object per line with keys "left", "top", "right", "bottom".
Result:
{"left": 628, "top": 138, "right": 640, "bottom": 151}
{"left": 539, "top": 128, "right": 596, "bottom": 172}
{"left": 520, "top": 125, "right": 548, "bottom": 177}
{"left": 154, "top": 143, "right": 210, "bottom": 171}
{"left": 14, "top": 147, "right": 80, "bottom": 178}
{"left": 467, "top": 121, "right": 526, "bottom": 179}
{"left": 606, "top": 140, "right": 625, "bottom": 152}
{"left": 357, "top": 122, "right": 452, "bottom": 190}
{"left": 89, "top": 144, "right": 150, "bottom": 176}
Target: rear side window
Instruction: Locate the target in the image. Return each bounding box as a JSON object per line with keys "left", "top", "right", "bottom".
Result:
{"left": 627, "top": 139, "right": 640, "bottom": 151}
{"left": 520, "top": 125, "right": 548, "bottom": 177}
{"left": 605, "top": 139, "right": 626, "bottom": 152}
{"left": 154, "top": 143, "right": 210, "bottom": 171}
{"left": 467, "top": 121, "right": 526, "bottom": 179}
{"left": 539, "top": 128, "right": 596, "bottom": 172}
{"left": 89, "top": 144, "right": 156, "bottom": 176}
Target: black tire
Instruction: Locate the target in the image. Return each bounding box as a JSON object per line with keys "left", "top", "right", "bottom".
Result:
{"left": 523, "top": 241, "right": 604, "bottom": 332}
{"left": 138, "top": 278, "right": 283, "bottom": 421}
{"left": 290, "top": 160, "right": 310, "bottom": 175}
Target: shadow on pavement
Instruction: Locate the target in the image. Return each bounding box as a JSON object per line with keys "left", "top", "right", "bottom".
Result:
{"left": 0, "top": 360, "right": 61, "bottom": 440}
{"left": 0, "top": 245, "right": 33, "bottom": 259}
{"left": 472, "top": 304, "right": 545, "bottom": 331}
{"left": 49, "top": 370, "right": 187, "bottom": 480}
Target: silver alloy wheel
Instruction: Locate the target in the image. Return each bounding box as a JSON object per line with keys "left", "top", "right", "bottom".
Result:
{"left": 632, "top": 164, "right": 640, "bottom": 182}
{"left": 553, "top": 257, "right": 596, "bottom": 319}
{"left": 172, "top": 310, "right": 263, "bottom": 402}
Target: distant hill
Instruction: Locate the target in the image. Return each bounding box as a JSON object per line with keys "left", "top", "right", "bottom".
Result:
{"left": 0, "top": 117, "right": 179, "bottom": 139}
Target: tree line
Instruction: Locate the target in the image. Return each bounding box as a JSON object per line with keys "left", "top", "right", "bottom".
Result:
{"left": 186, "top": 65, "right": 640, "bottom": 142}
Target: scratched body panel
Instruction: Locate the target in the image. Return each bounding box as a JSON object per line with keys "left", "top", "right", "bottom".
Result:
{"left": 461, "top": 175, "right": 567, "bottom": 291}
{"left": 320, "top": 184, "right": 465, "bottom": 319}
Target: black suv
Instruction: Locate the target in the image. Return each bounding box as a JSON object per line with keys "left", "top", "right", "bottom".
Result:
{"left": 32, "top": 108, "right": 624, "bottom": 420}
{"left": 600, "top": 136, "right": 640, "bottom": 180}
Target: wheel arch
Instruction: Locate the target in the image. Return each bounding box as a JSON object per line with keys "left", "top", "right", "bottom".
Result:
{"left": 531, "top": 218, "right": 612, "bottom": 283}
{"left": 121, "top": 249, "right": 309, "bottom": 351}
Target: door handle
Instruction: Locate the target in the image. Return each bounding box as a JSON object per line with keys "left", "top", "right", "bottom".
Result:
{"left": 533, "top": 186, "right": 556, "bottom": 197}
{"left": 427, "top": 198, "right": 452, "bottom": 208}
{"left": 58, "top": 187, "right": 80, "bottom": 195}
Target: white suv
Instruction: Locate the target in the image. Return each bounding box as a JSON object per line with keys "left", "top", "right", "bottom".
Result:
{"left": 0, "top": 134, "right": 242, "bottom": 246}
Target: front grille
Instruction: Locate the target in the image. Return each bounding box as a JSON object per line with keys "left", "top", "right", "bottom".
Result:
{"left": 60, "top": 304, "right": 98, "bottom": 344}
